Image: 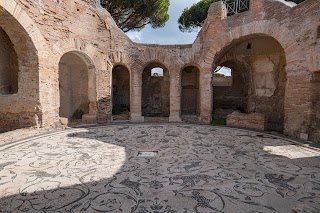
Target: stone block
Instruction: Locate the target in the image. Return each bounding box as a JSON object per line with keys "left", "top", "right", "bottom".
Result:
{"left": 300, "top": 133, "right": 309, "bottom": 141}
{"left": 82, "top": 114, "right": 97, "bottom": 124}
{"left": 169, "top": 115, "right": 182, "bottom": 122}
{"left": 144, "top": 117, "right": 169, "bottom": 123}
{"left": 130, "top": 114, "right": 145, "bottom": 123}
{"left": 60, "top": 117, "right": 68, "bottom": 126}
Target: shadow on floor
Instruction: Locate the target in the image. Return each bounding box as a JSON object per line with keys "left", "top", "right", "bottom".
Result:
{"left": 0, "top": 124, "right": 319, "bottom": 212}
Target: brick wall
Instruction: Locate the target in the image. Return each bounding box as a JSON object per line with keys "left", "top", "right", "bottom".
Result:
{"left": 0, "top": 0, "right": 319, "bottom": 142}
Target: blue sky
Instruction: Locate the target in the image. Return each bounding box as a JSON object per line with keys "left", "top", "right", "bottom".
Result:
{"left": 126, "top": 0, "right": 200, "bottom": 45}
{"left": 125, "top": 0, "right": 232, "bottom": 76}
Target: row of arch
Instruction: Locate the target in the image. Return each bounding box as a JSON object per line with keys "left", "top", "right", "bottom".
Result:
{"left": 56, "top": 54, "right": 201, "bottom": 123}
{"left": 55, "top": 34, "right": 287, "bottom": 133}
{"left": 111, "top": 63, "right": 200, "bottom": 121}
{"left": 1, "top": 26, "right": 287, "bottom": 131}
{"left": 1, "top": 0, "right": 315, "bottom": 138}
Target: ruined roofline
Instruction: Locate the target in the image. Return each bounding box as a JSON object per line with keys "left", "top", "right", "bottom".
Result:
{"left": 206, "top": 0, "right": 296, "bottom": 20}
{"left": 206, "top": 0, "right": 314, "bottom": 19}
{"left": 89, "top": 0, "right": 309, "bottom": 48}
{"left": 88, "top": 0, "right": 198, "bottom": 47}
{"left": 72, "top": 0, "right": 316, "bottom": 51}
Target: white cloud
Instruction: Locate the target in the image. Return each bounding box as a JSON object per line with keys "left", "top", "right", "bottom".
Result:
{"left": 216, "top": 67, "right": 232, "bottom": 76}
{"left": 125, "top": 0, "right": 201, "bottom": 45}
{"left": 126, "top": 31, "right": 142, "bottom": 42}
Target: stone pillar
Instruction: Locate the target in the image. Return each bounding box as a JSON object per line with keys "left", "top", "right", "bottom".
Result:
{"left": 130, "top": 69, "right": 144, "bottom": 122}
{"left": 87, "top": 66, "right": 97, "bottom": 115}
{"left": 39, "top": 54, "right": 60, "bottom": 128}
{"left": 82, "top": 66, "right": 97, "bottom": 124}
{"left": 97, "top": 68, "right": 111, "bottom": 124}
{"left": 169, "top": 70, "right": 181, "bottom": 122}
{"left": 199, "top": 70, "right": 213, "bottom": 123}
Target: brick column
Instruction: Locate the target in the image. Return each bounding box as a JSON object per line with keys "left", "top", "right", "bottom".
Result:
{"left": 82, "top": 66, "right": 98, "bottom": 124}
{"left": 97, "top": 68, "right": 111, "bottom": 123}
{"left": 284, "top": 71, "right": 312, "bottom": 139}
{"left": 199, "top": 70, "right": 213, "bottom": 123}
{"left": 169, "top": 70, "right": 182, "bottom": 122}
{"left": 130, "top": 69, "right": 144, "bottom": 122}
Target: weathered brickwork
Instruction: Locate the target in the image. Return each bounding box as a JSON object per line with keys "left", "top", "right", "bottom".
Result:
{"left": 213, "top": 36, "right": 286, "bottom": 132}
{"left": 0, "top": 0, "right": 319, "bottom": 142}
{"left": 227, "top": 112, "right": 266, "bottom": 131}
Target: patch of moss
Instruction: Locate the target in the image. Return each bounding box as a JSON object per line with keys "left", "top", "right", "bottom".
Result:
{"left": 211, "top": 118, "right": 227, "bottom": 126}
{"left": 112, "top": 104, "right": 130, "bottom": 115}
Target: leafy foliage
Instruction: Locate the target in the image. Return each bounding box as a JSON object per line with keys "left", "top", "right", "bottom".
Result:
{"left": 112, "top": 104, "right": 130, "bottom": 115}
{"left": 178, "top": 0, "right": 219, "bottom": 33}
{"left": 211, "top": 118, "right": 227, "bottom": 126}
{"left": 101, "top": 0, "right": 170, "bottom": 32}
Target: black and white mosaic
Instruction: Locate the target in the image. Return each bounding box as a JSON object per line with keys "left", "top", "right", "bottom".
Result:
{"left": 0, "top": 124, "right": 319, "bottom": 212}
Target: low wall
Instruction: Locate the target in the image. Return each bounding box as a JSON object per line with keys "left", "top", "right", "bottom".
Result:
{"left": 227, "top": 112, "right": 266, "bottom": 131}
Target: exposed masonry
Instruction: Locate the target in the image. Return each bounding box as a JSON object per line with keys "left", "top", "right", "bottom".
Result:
{"left": 0, "top": 0, "right": 319, "bottom": 142}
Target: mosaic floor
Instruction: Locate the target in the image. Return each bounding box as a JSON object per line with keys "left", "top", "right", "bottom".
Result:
{"left": 0, "top": 124, "right": 320, "bottom": 213}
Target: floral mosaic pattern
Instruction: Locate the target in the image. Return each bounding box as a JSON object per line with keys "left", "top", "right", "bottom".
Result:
{"left": 0, "top": 124, "right": 319, "bottom": 212}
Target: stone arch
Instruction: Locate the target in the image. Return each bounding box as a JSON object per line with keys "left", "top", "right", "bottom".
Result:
{"left": 53, "top": 38, "right": 100, "bottom": 65}
{"left": 212, "top": 59, "right": 252, "bottom": 119}
{"left": 141, "top": 60, "right": 171, "bottom": 76}
{"left": 180, "top": 63, "right": 201, "bottom": 73}
{"left": 203, "top": 20, "right": 299, "bottom": 71}
{"left": 142, "top": 61, "right": 170, "bottom": 118}
{"left": 111, "top": 62, "right": 131, "bottom": 72}
{"left": 58, "top": 51, "right": 97, "bottom": 125}
{"left": 108, "top": 51, "right": 133, "bottom": 67}
{"left": 111, "top": 64, "right": 131, "bottom": 121}
{"left": 212, "top": 34, "right": 287, "bottom": 131}
{"left": 0, "top": 1, "right": 47, "bottom": 49}
{"left": 53, "top": 38, "right": 103, "bottom": 123}
{"left": 0, "top": 0, "right": 47, "bottom": 131}
{"left": 181, "top": 65, "right": 200, "bottom": 121}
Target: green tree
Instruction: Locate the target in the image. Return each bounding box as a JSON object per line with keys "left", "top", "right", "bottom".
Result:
{"left": 101, "top": 0, "right": 170, "bottom": 32}
{"left": 178, "top": 0, "right": 219, "bottom": 33}
{"left": 178, "top": 0, "right": 306, "bottom": 33}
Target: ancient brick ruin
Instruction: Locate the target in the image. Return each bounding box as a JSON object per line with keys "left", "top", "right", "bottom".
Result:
{"left": 0, "top": 0, "right": 319, "bottom": 142}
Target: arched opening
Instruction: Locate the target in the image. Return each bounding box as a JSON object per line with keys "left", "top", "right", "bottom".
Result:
{"left": 181, "top": 66, "right": 199, "bottom": 122}
{"left": 213, "top": 35, "right": 286, "bottom": 131}
{"left": 112, "top": 65, "right": 130, "bottom": 121}
{"left": 213, "top": 61, "right": 250, "bottom": 119}
{"left": 59, "top": 52, "right": 91, "bottom": 125}
{"left": 0, "top": 6, "right": 40, "bottom": 132}
{"left": 142, "top": 63, "right": 170, "bottom": 120}
{"left": 0, "top": 27, "right": 18, "bottom": 94}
